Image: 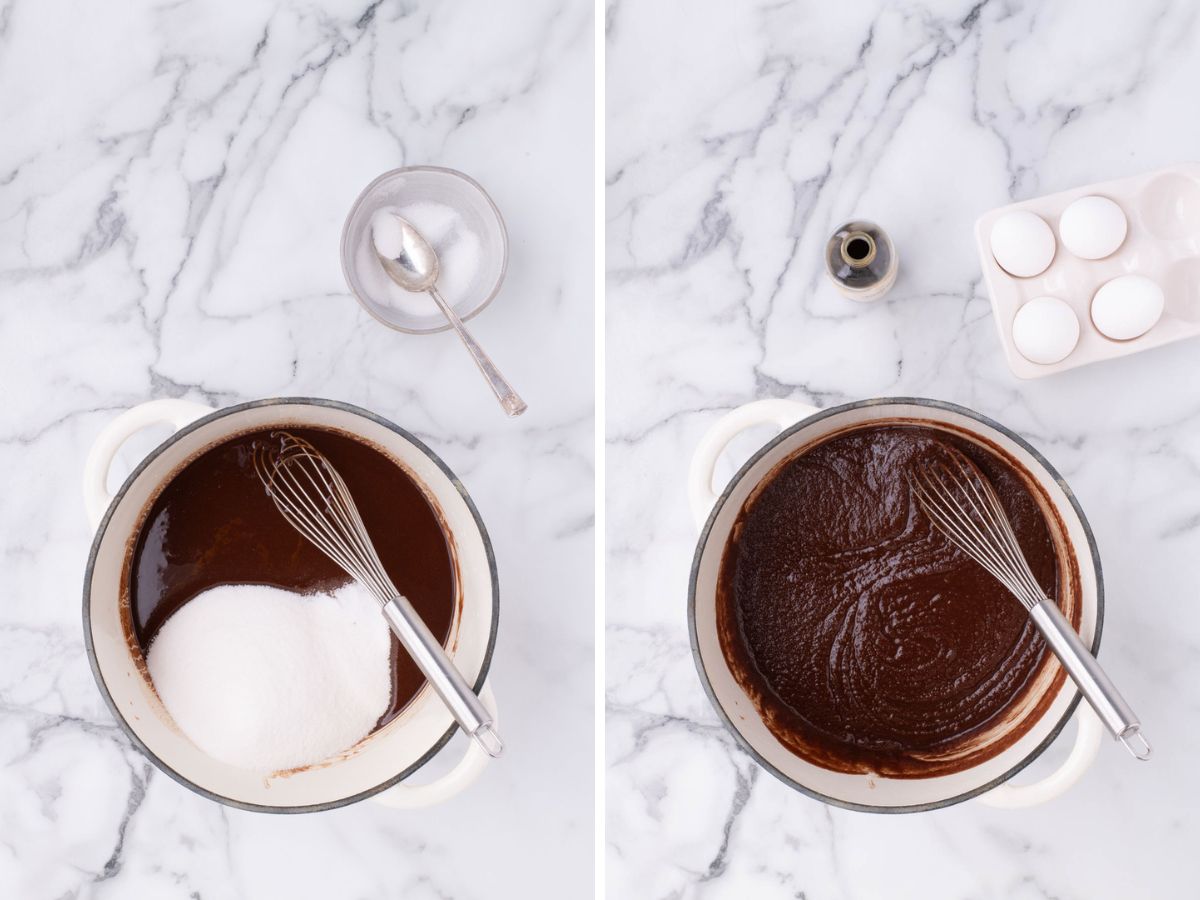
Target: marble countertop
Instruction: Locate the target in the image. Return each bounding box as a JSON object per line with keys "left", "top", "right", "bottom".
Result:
{"left": 0, "top": 0, "right": 593, "bottom": 897}
{"left": 606, "top": 1, "right": 1199, "bottom": 897}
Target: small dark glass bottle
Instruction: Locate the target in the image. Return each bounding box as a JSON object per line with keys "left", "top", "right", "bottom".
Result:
{"left": 824, "top": 220, "right": 898, "bottom": 301}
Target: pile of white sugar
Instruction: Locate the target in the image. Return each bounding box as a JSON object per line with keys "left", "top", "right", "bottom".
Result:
{"left": 146, "top": 582, "right": 392, "bottom": 773}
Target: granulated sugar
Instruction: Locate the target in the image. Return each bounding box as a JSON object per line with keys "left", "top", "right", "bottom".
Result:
{"left": 146, "top": 581, "right": 392, "bottom": 773}
{"left": 362, "top": 202, "right": 483, "bottom": 318}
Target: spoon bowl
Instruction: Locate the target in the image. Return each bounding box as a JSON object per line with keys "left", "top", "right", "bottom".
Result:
{"left": 373, "top": 213, "right": 441, "bottom": 294}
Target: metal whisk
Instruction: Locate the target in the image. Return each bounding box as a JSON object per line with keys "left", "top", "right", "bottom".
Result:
{"left": 909, "top": 448, "right": 1150, "bottom": 760}
{"left": 254, "top": 431, "right": 502, "bottom": 758}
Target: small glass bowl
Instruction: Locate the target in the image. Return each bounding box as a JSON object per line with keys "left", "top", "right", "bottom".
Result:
{"left": 340, "top": 166, "right": 509, "bottom": 335}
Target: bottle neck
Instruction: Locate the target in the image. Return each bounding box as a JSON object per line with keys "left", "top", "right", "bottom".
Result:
{"left": 840, "top": 231, "right": 877, "bottom": 269}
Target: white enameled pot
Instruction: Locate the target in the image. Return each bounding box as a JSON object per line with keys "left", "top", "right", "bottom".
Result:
{"left": 82, "top": 398, "right": 499, "bottom": 813}
{"left": 688, "top": 397, "right": 1104, "bottom": 812}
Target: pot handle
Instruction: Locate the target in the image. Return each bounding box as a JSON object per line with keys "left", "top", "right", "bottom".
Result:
{"left": 688, "top": 399, "right": 821, "bottom": 529}
{"left": 370, "top": 680, "right": 499, "bottom": 809}
{"left": 976, "top": 704, "right": 1103, "bottom": 808}
{"left": 83, "top": 399, "right": 215, "bottom": 529}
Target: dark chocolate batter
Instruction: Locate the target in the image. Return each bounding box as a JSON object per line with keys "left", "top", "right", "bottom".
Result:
{"left": 128, "top": 427, "right": 456, "bottom": 729}
{"left": 718, "top": 423, "right": 1072, "bottom": 777}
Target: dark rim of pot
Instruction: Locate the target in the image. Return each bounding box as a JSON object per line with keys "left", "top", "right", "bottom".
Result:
{"left": 687, "top": 396, "right": 1104, "bottom": 814}
{"left": 82, "top": 397, "right": 500, "bottom": 814}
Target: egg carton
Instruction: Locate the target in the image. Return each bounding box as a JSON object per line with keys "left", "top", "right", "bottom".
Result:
{"left": 974, "top": 163, "right": 1200, "bottom": 379}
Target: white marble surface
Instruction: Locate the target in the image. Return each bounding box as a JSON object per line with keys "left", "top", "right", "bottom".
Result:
{"left": 606, "top": 1, "right": 1199, "bottom": 897}
{"left": 0, "top": 0, "right": 593, "bottom": 897}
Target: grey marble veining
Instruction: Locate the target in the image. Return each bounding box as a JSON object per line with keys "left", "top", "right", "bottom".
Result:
{"left": 0, "top": 1, "right": 593, "bottom": 897}
{"left": 607, "top": 1, "right": 1199, "bottom": 897}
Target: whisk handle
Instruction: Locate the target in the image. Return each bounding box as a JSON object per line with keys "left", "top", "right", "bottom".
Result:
{"left": 1031, "top": 599, "right": 1151, "bottom": 760}
{"left": 382, "top": 595, "right": 504, "bottom": 757}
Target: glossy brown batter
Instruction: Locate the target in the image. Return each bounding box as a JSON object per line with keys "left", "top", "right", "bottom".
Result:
{"left": 127, "top": 426, "right": 456, "bottom": 729}
{"left": 718, "top": 423, "right": 1073, "bottom": 777}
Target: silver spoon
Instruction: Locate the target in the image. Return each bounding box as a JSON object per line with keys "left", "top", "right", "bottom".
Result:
{"left": 375, "top": 213, "right": 527, "bottom": 417}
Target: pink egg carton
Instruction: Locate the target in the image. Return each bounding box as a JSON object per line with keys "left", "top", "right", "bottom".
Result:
{"left": 974, "top": 163, "right": 1200, "bottom": 379}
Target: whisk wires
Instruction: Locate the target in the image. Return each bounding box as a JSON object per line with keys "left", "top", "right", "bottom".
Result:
{"left": 907, "top": 448, "right": 1048, "bottom": 612}
{"left": 253, "top": 432, "right": 397, "bottom": 606}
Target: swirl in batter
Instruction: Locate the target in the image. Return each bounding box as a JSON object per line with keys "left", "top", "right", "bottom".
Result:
{"left": 717, "top": 423, "right": 1073, "bottom": 777}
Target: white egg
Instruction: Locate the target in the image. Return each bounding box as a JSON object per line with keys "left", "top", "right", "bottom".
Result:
{"left": 1011, "top": 296, "right": 1081, "bottom": 365}
{"left": 989, "top": 210, "right": 1056, "bottom": 277}
{"left": 1059, "top": 195, "right": 1127, "bottom": 260}
{"left": 1090, "top": 274, "right": 1164, "bottom": 340}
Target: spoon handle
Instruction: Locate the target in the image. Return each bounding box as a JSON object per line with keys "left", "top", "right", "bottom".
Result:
{"left": 427, "top": 285, "right": 527, "bottom": 417}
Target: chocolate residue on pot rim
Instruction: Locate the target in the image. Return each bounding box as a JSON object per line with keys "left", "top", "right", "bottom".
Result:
{"left": 118, "top": 421, "right": 464, "bottom": 777}
{"left": 716, "top": 418, "right": 1080, "bottom": 779}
